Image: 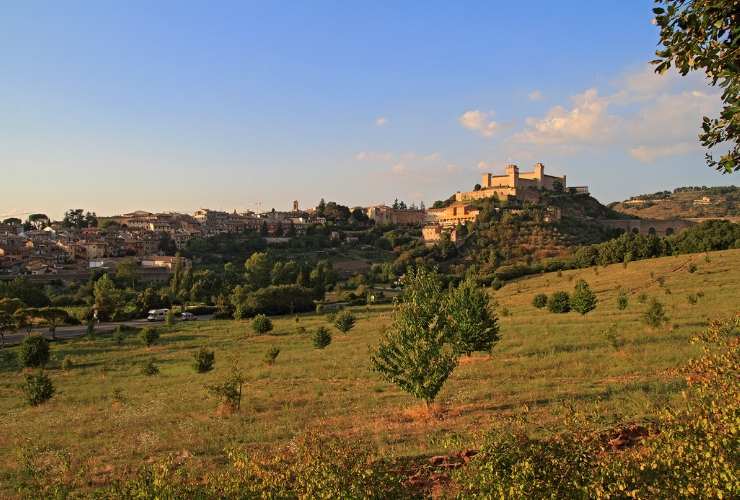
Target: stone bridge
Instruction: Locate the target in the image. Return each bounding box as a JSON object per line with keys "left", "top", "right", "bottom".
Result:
{"left": 597, "top": 218, "right": 695, "bottom": 236}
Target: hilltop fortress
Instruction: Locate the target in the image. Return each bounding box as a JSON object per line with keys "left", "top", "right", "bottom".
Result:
{"left": 456, "top": 163, "right": 587, "bottom": 203}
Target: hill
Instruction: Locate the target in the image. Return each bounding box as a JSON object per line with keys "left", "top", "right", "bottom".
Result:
{"left": 1, "top": 248, "right": 738, "bottom": 495}
{"left": 610, "top": 185, "right": 739, "bottom": 220}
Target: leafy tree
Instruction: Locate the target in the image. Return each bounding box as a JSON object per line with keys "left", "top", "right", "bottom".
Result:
{"left": 165, "top": 309, "right": 175, "bottom": 326}
{"left": 264, "top": 346, "right": 280, "bottom": 366}
{"left": 643, "top": 298, "right": 669, "bottom": 328}
{"left": 27, "top": 213, "right": 50, "bottom": 229}
{"left": 193, "top": 347, "right": 215, "bottom": 373}
{"left": 62, "top": 209, "right": 97, "bottom": 229}
{"left": 36, "top": 307, "right": 70, "bottom": 340}
{"left": 547, "top": 291, "right": 571, "bottom": 313}
{"left": 447, "top": 277, "right": 500, "bottom": 356}
{"left": 208, "top": 364, "right": 246, "bottom": 411}
{"left": 244, "top": 252, "right": 272, "bottom": 289}
{"left": 93, "top": 274, "right": 123, "bottom": 321}
{"left": 251, "top": 314, "right": 273, "bottom": 335}
{"left": 0, "top": 311, "right": 13, "bottom": 347}
{"left": 158, "top": 233, "right": 177, "bottom": 255}
{"left": 19, "top": 336, "right": 50, "bottom": 368}
{"left": 617, "top": 289, "right": 629, "bottom": 310}
{"left": 115, "top": 257, "right": 138, "bottom": 287}
{"left": 21, "top": 372, "right": 55, "bottom": 406}
{"left": 570, "top": 280, "right": 597, "bottom": 315}
{"left": 652, "top": 0, "right": 739, "bottom": 172}
{"left": 312, "top": 326, "right": 332, "bottom": 349}
{"left": 139, "top": 327, "right": 160, "bottom": 347}
{"left": 532, "top": 293, "right": 548, "bottom": 309}
{"left": 370, "top": 267, "right": 458, "bottom": 407}
{"left": 13, "top": 309, "right": 35, "bottom": 336}
{"left": 334, "top": 310, "right": 356, "bottom": 334}
{"left": 2, "top": 217, "right": 21, "bottom": 225}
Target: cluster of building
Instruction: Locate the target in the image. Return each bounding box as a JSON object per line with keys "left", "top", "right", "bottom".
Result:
{"left": 0, "top": 201, "right": 325, "bottom": 279}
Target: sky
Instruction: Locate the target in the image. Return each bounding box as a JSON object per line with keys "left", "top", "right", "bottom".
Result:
{"left": 0, "top": 1, "right": 735, "bottom": 220}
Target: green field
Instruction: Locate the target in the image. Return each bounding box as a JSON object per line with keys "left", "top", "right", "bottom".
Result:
{"left": 1, "top": 249, "right": 738, "bottom": 494}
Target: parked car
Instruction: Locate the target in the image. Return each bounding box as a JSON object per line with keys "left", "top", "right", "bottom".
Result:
{"left": 147, "top": 309, "right": 169, "bottom": 321}
{"left": 180, "top": 312, "right": 197, "bottom": 321}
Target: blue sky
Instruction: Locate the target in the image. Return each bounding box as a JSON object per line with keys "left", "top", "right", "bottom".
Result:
{"left": 0, "top": 1, "right": 734, "bottom": 219}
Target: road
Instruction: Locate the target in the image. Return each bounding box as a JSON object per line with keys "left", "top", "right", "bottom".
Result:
{"left": 2, "top": 315, "right": 212, "bottom": 347}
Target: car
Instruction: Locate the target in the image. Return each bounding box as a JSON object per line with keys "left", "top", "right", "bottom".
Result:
{"left": 180, "top": 312, "right": 197, "bottom": 321}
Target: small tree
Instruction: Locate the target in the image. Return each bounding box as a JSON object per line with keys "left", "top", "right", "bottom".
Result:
{"left": 165, "top": 309, "right": 175, "bottom": 326}
{"left": 570, "top": 280, "right": 597, "bottom": 315}
{"left": 264, "top": 346, "right": 280, "bottom": 366}
{"left": 139, "top": 327, "right": 160, "bottom": 347}
{"left": 617, "top": 289, "right": 629, "bottom": 310}
{"left": 251, "top": 314, "right": 273, "bottom": 335}
{"left": 447, "top": 277, "right": 500, "bottom": 356}
{"left": 193, "top": 347, "right": 215, "bottom": 373}
{"left": 208, "top": 364, "right": 246, "bottom": 411}
{"left": 532, "top": 293, "right": 548, "bottom": 309}
{"left": 19, "top": 336, "right": 50, "bottom": 368}
{"left": 643, "top": 299, "right": 668, "bottom": 328}
{"left": 334, "top": 310, "right": 356, "bottom": 334}
{"left": 37, "top": 308, "right": 69, "bottom": 340}
{"left": 21, "top": 372, "right": 55, "bottom": 406}
{"left": 687, "top": 263, "right": 698, "bottom": 273}
{"left": 86, "top": 319, "right": 96, "bottom": 340}
{"left": 313, "top": 326, "right": 332, "bottom": 349}
{"left": 370, "top": 267, "right": 458, "bottom": 407}
{"left": 113, "top": 326, "right": 125, "bottom": 346}
{"left": 547, "top": 291, "right": 571, "bottom": 313}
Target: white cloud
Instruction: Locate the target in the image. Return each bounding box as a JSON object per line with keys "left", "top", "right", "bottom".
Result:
{"left": 458, "top": 110, "right": 499, "bottom": 137}
{"left": 375, "top": 116, "right": 388, "bottom": 127}
{"left": 355, "top": 151, "right": 393, "bottom": 162}
{"left": 528, "top": 90, "right": 543, "bottom": 101}
{"left": 629, "top": 142, "right": 697, "bottom": 163}
{"left": 514, "top": 89, "right": 615, "bottom": 145}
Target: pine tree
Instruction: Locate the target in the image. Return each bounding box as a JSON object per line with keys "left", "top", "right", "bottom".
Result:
{"left": 370, "top": 267, "right": 458, "bottom": 407}
{"left": 570, "top": 280, "right": 597, "bottom": 315}
{"left": 447, "top": 277, "right": 499, "bottom": 356}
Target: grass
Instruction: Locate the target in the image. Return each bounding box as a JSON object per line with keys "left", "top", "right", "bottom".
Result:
{"left": 1, "top": 249, "right": 738, "bottom": 494}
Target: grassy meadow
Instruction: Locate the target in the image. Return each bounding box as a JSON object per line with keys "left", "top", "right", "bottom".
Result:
{"left": 1, "top": 249, "right": 739, "bottom": 493}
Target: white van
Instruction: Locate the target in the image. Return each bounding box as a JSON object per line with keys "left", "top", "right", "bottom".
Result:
{"left": 147, "top": 309, "right": 169, "bottom": 321}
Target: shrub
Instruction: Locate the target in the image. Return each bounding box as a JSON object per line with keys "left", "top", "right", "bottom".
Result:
{"left": 19, "top": 336, "right": 50, "bottom": 368}
{"left": 312, "top": 326, "right": 332, "bottom": 349}
{"left": 617, "top": 289, "right": 629, "bottom": 310}
{"left": 687, "top": 294, "right": 698, "bottom": 305}
{"left": 113, "top": 326, "right": 126, "bottom": 346}
{"left": 547, "top": 291, "right": 571, "bottom": 313}
{"left": 334, "top": 310, "right": 356, "bottom": 334}
{"left": 643, "top": 298, "right": 668, "bottom": 328}
{"left": 499, "top": 306, "right": 511, "bottom": 317}
{"left": 637, "top": 292, "right": 648, "bottom": 304}
{"left": 687, "top": 262, "right": 698, "bottom": 273}
{"left": 251, "top": 314, "right": 273, "bottom": 335}
{"left": 207, "top": 364, "right": 245, "bottom": 411}
{"left": 21, "top": 372, "right": 55, "bottom": 406}
{"left": 139, "top": 327, "right": 160, "bottom": 347}
{"left": 142, "top": 358, "right": 159, "bottom": 376}
{"left": 193, "top": 347, "right": 215, "bottom": 373}
{"left": 264, "top": 346, "right": 280, "bottom": 366}
{"left": 61, "top": 356, "right": 75, "bottom": 371}
{"left": 86, "top": 319, "right": 96, "bottom": 339}
{"left": 532, "top": 293, "right": 548, "bottom": 309}
{"left": 165, "top": 309, "right": 175, "bottom": 326}
{"left": 570, "top": 280, "right": 597, "bottom": 315}
{"left": 603, "top": 324, "right": 625, "bottom": 350}
{"left": 296, "top": 325, "right": 307, "bottom": 335}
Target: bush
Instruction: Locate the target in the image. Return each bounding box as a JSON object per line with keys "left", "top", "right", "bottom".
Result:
{"left": 532, "top": 293, "right": 548, "bottom": 309}
{"left": 570, "top": 280, "right": 597, "bottom": 315}
{"left": 139, "top": 327, "right": 160, "bottom": 347}
{"left": 333, "top": 310, "right": 356, "bottom": 334}
{"left": 687, "top": 262, "right": 698, "bottom": 273}
{"left": 193, "top": 347, "right": 215, "bottom": 373}
{"left": 617, "top": 289, "right": 629, "bottom": 310}
{"left": 234, "top": 285, "right": 315, "bottom": 317}
{"left": 687, "top": 294, "right": 698, "bottom": 305}
{"left": 264, "top": 346, "right": 280, "bottom": 366}
{"left": 643, "top": 298, "right": 668, "bottom": 328}
{"left": 142, "top": 358, "right": 159, "bottom": 376}
{"left": 19, "top": 336, "right": 50, "bottom": 368}
{"left": 637, "top": 292, "right": 648, "bottom": 304}
{"left": 21, "top": 372, "right": 55, "bottom": 406}
{"left": 165, "top": 309, "right": 175, "bottom": 326}
{"left": 61, "top": 356, "right": 75, "bottom": 371}
{"left": 312, "top": 327, "right": 332, "bottom": 349}
{"left": 251, "top": 314, "right": 273, "bottom": 335}
{"left": 86, "top": 320, "right": 96, "bottom": 340}
{"left": 547, "top": 291, "right": 571, "bottom": 313}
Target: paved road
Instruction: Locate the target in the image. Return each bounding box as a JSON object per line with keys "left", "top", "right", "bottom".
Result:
{"left": 2, "top": 315, "right": 212, "bottom": 347}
